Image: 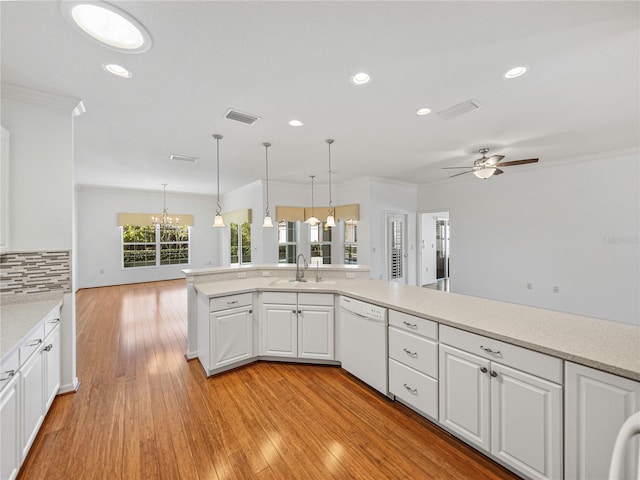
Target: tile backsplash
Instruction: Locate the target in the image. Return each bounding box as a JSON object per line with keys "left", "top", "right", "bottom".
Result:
{"left": 0, "top": 250, "right": 71, "bottom": 296}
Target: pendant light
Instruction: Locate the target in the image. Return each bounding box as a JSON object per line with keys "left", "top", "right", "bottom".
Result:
{"left": 212, "top": 134, "right": 225, "bottom": 227}
{"left": 151, "top": 184, "right": 179, "bottom": 229}
{"left": 304, "top": 175, "right": 320, "bottom": 226}
{"left": 262, "top": 142, "right": 273, "bottom": 228}
{"left": 325, "top": 139, "right": 336, "bottom": 228}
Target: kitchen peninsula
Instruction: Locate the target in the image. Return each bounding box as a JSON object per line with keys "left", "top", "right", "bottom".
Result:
{"left": 184, "top": 264, "right": 640, "bottom": 480}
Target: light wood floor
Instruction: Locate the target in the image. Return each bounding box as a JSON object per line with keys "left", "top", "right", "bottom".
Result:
{"left": 18, "top": 279, "right": 519, "bottom": 479}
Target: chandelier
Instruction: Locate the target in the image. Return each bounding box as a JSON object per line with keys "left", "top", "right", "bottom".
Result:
{"left": 151, "top": 184, "right": 180, "bottom": 229}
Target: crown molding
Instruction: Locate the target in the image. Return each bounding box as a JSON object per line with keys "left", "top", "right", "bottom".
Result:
{"left": 1, "top": 82, "right": 85, "bottom": 115}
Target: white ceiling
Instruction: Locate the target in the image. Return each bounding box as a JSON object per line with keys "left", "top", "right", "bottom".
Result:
{"left": 1, "top": 1, "right": 638, "bottom": 195}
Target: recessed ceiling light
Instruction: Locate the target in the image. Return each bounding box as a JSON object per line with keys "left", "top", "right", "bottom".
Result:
{"left": 289, "top": 120, "right": 304, "bottom": 127}
{"left": 61, "top": 0, "right": 152, "bottom": 53}
{"left": 503, "top": 66, "right": 528, "bottom": 79}
{"left": 350, "top": 72, "right": 371, "bottom": 85}
{"left": 416, "top": 108, "right": 431, "bottom": 116}
{"left": 102, "top": 63, "right": 132, "bottom": 78}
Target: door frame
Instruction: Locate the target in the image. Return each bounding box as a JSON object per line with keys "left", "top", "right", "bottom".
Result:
{"left": 417, "top": 209, "right": 450, "bottom": 287}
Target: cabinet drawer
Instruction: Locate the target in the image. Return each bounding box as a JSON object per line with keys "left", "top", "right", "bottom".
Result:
{"left": 210, "top": 293, "right": 252, "bottom": 312}
{"left": 44, "top": 312, "right": 61, "bottom": 337}
{"left": 389, "top": 310, "right": 437, "bottom": 340}
{"left": 389, "top": 358, "right": 438, "bottom": 420}
{"left": 440, "top": 325, "right": 562, "bottom": 383}
{"left": 298, "top": 293, "right": 333, "bottom": 306}
{"left": 389, "top": 327, "right": 438, "bottom": 378}
{"left": 262, "top": 292, "right": 297, "bottom": 305}
{"left": 19, "top": 324, "right": 45, "bottom": 366}
{"left": 0, "top": 349, "right": 19, "bottom": 392}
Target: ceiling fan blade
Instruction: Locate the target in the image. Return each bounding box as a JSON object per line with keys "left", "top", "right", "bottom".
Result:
{"left": 442, "top": 166, "right": 475, "bottom": 169}
{"left": 449, "top": 170, "right": 473, "bottom": 178}
{"left": 485, "top": 155, "right": 505, "bottom": 166}
{"left": 494, "top": 158, "right": 539, "bottom": 167}
{"left": 493, "top": 168, "right": 504, "bottom": 176}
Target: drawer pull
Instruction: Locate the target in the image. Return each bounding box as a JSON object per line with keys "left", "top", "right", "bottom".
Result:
{"left": 403, "top": 348, "right": 418, "bottom": 358}
{"left": 29, "top": 339, "right": 43, "bottom": 347}
{"left": 480, "top": 367, "right": 488, "bottom": 374}
{"left": 227, "top": 300, "right": 239, "bottom": 305}
{"left": 480, "top": 346, "right": 502, "bottom": 356}
{"left": 44, "top": 344, "right": 53, "bottom": 352}
{"left": 0, "top": 370, "right": 16, "bottom": 381}
{"left": 403, "top": 383, "right": 418, "bottom": 395}
{"left": 402, "top": 321, "right": 418, "bottom": 329}
{"left": 490, "top": 370, "right": 498, "bottom": 378}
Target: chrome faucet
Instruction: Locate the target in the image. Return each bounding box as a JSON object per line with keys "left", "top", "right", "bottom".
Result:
{"left": 295, "top": 253, "right": 308, "bottom": 282}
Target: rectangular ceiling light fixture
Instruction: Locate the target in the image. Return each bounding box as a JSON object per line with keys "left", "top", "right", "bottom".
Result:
{"left": 169, "top": 154, "right": 198, "bottom": 162}
{"left": 225, "top": 108, "right": 260, "bottom": 125}
{"left": 437, "top": 99, "right": 481, "bottom": 120}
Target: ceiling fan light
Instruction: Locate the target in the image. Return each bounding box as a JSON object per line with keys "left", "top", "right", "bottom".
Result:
{"left": 474, "top": 168, "right": 496, "bottom": 179}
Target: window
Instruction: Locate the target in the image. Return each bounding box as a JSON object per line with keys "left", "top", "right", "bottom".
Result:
{"left": 122, "top": 225, "right": 190, "bottom": 268}
{"left": 278, "top": 221, "right": 297, "bottom": 263}
{"left": 344, "top": 220, "right": 358, "bottom": 264}
{"left": 310, "top": 222, "right": 332, "bottom": 265}
{"left": 230, "top": 222, "right": 251, "bottom": 265}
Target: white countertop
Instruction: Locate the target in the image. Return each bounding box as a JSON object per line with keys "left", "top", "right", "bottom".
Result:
{"left": 1, "top": 298, "right": 62, "bottom": 359}
{"left": 194, "top": 277, "right": 640, "bottom": 381}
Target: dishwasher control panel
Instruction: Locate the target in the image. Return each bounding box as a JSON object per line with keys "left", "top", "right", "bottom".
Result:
{"left": 340, "top": 296, "right": 387, "bottom": 321}
{"left": 362, "top": 305, "right": 386, "bottom": 321}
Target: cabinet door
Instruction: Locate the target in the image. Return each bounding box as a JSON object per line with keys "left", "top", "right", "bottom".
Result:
{"left": 298, "top": 306, "right": 334, "bottom": 360}
{"left": 260, "top": 305, "right": 297, "bottom": 357}
{"left": 0, "top": 373, "right": 20, "bottom": 480}
{"left": 44, "top": 326, "right": 61, "bottom": 411}
{"left": 20, "top": 348, "right": 45, "bottom": 460}
{"left": 490, "top": 362, "right": 562, "bottom": 480}
{"left": 439, "top": 344, "right": 491, "bottom": 451}
{"left": 565, "top": 362, "right": 640, "bottom": 480}
{"left": 211, "top": 307, "right": 253, "bottom": 369}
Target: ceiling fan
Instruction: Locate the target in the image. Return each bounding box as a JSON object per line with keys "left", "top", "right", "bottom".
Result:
{"left": 443, "top": 148, "right": 539, "bottom": 179}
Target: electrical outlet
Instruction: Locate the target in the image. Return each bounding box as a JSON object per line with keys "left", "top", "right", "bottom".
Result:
{"left": 346, "top": 272, "right": 355, "bottom": 279}
{"left": 526, "top": 282, "right": 532, "bottom": 290}
{"left": 262, "top": 271, "right": 271, "bottom": 277}
{"left": 237, "top": 272, "right": 247, "bottom": 279}
{"left": 553, "top": 286, "right": 560, "bottom": 293}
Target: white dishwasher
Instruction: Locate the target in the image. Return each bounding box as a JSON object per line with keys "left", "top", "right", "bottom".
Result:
{"left": 339, "top": 296, "right": 388, "bottom": 395}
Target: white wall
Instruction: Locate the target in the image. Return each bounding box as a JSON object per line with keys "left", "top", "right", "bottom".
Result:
{"left": 75, "top": 186, "right": 219, "bottom": 288}
{"left": 418, "top": 151, "right": 640, "bottom": 325}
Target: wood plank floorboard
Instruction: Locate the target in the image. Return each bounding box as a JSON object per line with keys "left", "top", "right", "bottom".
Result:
{"left": 17, "top": 279, "right": 520, "bottom": 480}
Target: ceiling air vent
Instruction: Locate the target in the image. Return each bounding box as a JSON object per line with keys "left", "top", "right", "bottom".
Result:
{"left": 224, "top": 108, "right": 260, "bottom": 126}
{"left": 437, "top": 100, "right": 481, "bottom": 120}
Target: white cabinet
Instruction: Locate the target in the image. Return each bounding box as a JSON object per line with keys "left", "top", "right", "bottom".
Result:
{"left": 261, "top": 292, "right": 334, "bottom": 361}
{"left": 43, "top": 325, "right": 61, "bottom": 411}
{"left": 388, "top": 310, "right": 439, "bottom": 419}
{"left": 20, "top": 342, "right": 45, "bottom": 461}
{"left": 198, "top": 292, "right": 254, "bottom": 375}
{"left": 0, "top": 368, "right": 20, "bottom": 480}
{"left": 439, "top": 326, "right": 563, "bottom": 480}
{"left": 565, "top": 362, "right": 640, "bottom": 480}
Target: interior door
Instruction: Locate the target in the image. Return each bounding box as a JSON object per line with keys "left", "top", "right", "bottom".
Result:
{"left": 386, "top": 213, "right": 407, "bottom": 284}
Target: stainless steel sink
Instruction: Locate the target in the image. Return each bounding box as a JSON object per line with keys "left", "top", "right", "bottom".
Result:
{"left": 268, "top": 278, "right": 336, "bottom": 286}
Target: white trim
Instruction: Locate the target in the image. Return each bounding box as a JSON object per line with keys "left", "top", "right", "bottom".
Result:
{"left": 1, "top": 83, "right": 84, "bottom": 114}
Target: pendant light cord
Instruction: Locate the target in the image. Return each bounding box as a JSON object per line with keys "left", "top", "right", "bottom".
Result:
{"left": 327, "top": 139, "right": 334, "bottom": 212}
{"left": 214, "top": 134, "right": 223, "bottom": 215}
{"left": 263, "top": 142, "right": 271, "bottom": 216}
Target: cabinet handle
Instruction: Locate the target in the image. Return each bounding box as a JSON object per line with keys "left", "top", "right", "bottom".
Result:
{"left": 49, "top": 318, "right": 60, "bottom": 324}
{"left": 0, "top": 370, "right": 16, "bottom": 381}
{"left": 227, "top": 300, "right": 239, "bottom": 305}
{"left": 490, "top": 370, "right": 498, "bottom": 378}
{"left": 403, "top": 348, "right": 418, "bottom": 358}
{"left": 480, "top": 346, "right": 502, "bottom": 356}
{"left": 298, "top": 310, "right": 302, "bottom": 314}
{"left": 403, "top": 321, "right": 418, "bottom": 329}
{"left": 403, "top": 383, "right": 418, "bottom": 395}
{"left": 292, "top": 309, "right": 297, "bottom": 314}
{"left": 480, "top": 367, "right": 488, "bottom": 374}
{"left": 29, "top": 339, "right": 43, "bottom": 347}
{"left": 44, "top": 344, "right": 53, "bottom": 352}
{"left": 248, "top": 309, "right": 253, "bottom": 314}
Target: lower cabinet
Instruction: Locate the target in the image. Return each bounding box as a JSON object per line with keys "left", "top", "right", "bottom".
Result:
{"left": 0, "top": 372, "right": 20, "bottom": 480}
{"left": 20, "top": 339, "right": 46, "bottom": 462}
{"left": 43, "top": 326, "right": 61, "bottom": 412}
{"left": 261, "top": 292, "right": 334, "bottom": 361}
{"left": 439, "top": 326, "right": 563, "bottom": 480}
{"left": 564, "top": 361, "right": 640, "bottom": 480}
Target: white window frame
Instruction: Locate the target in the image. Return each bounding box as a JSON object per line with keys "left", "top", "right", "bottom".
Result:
{"left": 230, "top": 222, "right": 252, "bottom": 266}
{"left": 278, "top": 221, "right": 298, "bottom": 264}
{"left": 121, "top": 225, "right": 191, "bottom": 269}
